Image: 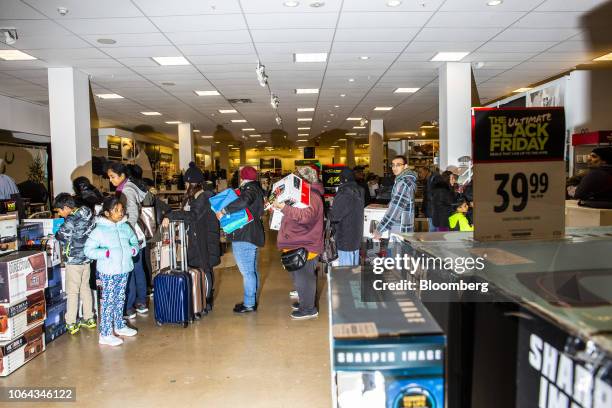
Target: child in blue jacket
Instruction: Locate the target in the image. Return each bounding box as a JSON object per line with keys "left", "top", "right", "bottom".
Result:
{"left": 84, "top": 196, "right": 140, "bottom": 347}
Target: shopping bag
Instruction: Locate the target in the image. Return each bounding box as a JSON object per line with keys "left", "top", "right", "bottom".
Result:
{"left": 220, "top": 208, "right": 254, "bottom": 234}
{"left": 210, "top": 188, "right": 239, "bottom": 213}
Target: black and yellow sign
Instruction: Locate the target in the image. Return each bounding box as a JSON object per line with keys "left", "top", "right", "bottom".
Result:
{"left": 473, "top": 107, "right": 565, "bottom": 242}
{"left": 107, "top": 136, "right": 121, "bottom": 160}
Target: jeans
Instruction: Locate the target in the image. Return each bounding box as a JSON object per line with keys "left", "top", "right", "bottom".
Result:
{"left": 337, "top": 250, "right": 360, "bottom": 266}
{"left": 99, "top": 273, "right": 128, "bottom": 336}
{"left": 428, "top": 218, "right": 437, "bottom": 232}
{"left": 125, "top": 250, "right": 147, "bottom": 312}
{"left": 232, "top": 241, "right": 259, "bottom": 307}
{"left": 291, "top": 258, "right": 318, "bottom": 314}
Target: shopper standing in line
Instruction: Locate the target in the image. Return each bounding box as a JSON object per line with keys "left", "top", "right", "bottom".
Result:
{"left": 106, "top": 162, "right": 148, "bottom": 319}
{"left": 430, "top": 170, "right": 457, "bottom": 232}
{"left": 274, "top": 166, "right": 325, "bottom": 320}
{"left": 163, "top": 162, "right": 221, "bottom": 312}
{"left": 417, "top": 167, "right": 436, "bottom": 232}
{"left": 329, "top": 168, "right": 364, "bottom": 266}
{"left": 353, "top": 166, "right": 372, "bottom": 206}
{"left": 570, "top": 146, "right": 612, "bottom": 204}
{"left": 216, "top": 166, "right": 265, "bottom": 313}
{"left": 373, "top": 155, "right": 418, "bottom": 241}
{"left": 73, "top": 176, "right": 104, "bottom": 214}
{"left": 53, "top": 193, "right": 97, "bottom": 335}
{"left": 84, "top": 196, "right": 140, "bottom": 347}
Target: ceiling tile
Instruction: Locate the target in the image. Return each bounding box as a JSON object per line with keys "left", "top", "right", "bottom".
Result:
{"left": 133, "top": 0, "right": 241, "bottom": 15}
{"left": 240, "top": 0, "right": 342, "bottom": 13}
{"left": 338, "top": 11, "right": 432, "bottom": 28}
{"left": 343, "top": 0, "right": 444, "bottom": 12}
{"left": 58, "top": 17, "right": 159, "bottom": 35}
{"left": 179, "top": 43, "right": 254, "bottom": 56}
{"left": 246, "top": 13, "right": 338, "bottom": 29}
{"left": 478, "top": 41, "right": 557, "bottom": 53}
{"left": 335, "top": 28, "right": 419, "bottom": 42}
{"left": 427, "top": 11, "right": 524, "bottom": 28}
{"left": 9, "top": 34, "right": 91, "bottom": 49}
{"left": 493, "top": 28, "right": 581, "bottom": 42}
{"left": 0, "top": 19, "right": 71, "bottom": 35}
{"left": 534, "top": 0, "right": 609, "bottom": 12}
{"left": 25, "top": 47, "right": 108, "bottom": 61}
{"left": 167, "top": 30, "right": 252, "bottom": 45}
{"left": 150, "top": 14, "right": 246, "bottom": 32}
{"left": 100, "top": 45, "right": 181, "bottom": 58}
{"left": 513, "top": 12, "right": 587, "bottom": 28}
{"left": 82, "top": 33, "right": 172, "bottom": 47}
{"left": 415, "top": 28, "right": 503, "bottom": 42}
{"left": 0, "top": 0, "right": 46, "bottom": 18}
{"left": 251, "top": 29, "right": 334, "bottom": 43}
{"left": 23, "top": 0, "right": 144, "bottom": 18}
{"left": 440, "top": 0, "right": 542, "bottom": 12}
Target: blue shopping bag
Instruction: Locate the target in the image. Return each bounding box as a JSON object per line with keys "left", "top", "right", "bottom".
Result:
{"left": 210, "top": 188, "right": 239, "bottom": 213}
{"left": 219, "top": 208, "right": 254, "bottom": 234}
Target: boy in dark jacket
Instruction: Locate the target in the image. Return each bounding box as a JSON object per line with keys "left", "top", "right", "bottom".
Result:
{"left": 53, "top": 193, "right": 96, "bottom": 335}
{"left": 329, "top": 168, "right": 364, "bottom": 266}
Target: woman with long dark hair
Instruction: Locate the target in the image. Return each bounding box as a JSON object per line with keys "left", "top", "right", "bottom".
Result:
{"left": 73, "top": 176, "right": 104, "bottom": 213}
{"left": 162, "top": 162, "right": 221, "bottom": 311}
{"left": 430, "top": 170, "right": 457, "bottom": 232}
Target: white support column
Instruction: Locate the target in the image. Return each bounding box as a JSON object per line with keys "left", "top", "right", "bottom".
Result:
{"left": 48, "top": 67, "right": 91, "bottom": 196}
{"left": 178, "top": 123, "right": 194, "bottom": 172}
{"left": 439, "top": 62, "right": 472, "bottom": 170}
{"left": 346, "top": 138, "right": 355, "bottom": 168}
{"left": 369, "top": 119, "right": 384, "bottom": 175}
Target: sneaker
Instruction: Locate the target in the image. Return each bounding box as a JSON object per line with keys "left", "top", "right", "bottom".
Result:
{"left": 290, "top": 309, "right": 319, "bottom": 320}
{"left": 99, "top": 334, "right": 123, "bottom": 346}
{"left": 289, "top": 290, "right": 299, "bottom": 298}
{"left": 291, "top": 302, "right": 300, "bottom": 311}
{"left": 135, "top": 304, "right": 149, "bottom": 314}
{"left": 124, "top": 309, "right": 136, "bottom": 319}
{"left": 79, "top": 318, "right": 97, "bottom": 329}
{"left": 233, "top": 303, "right": 256, "bottom": 313}
{"left": 115, "top": 326, "right": 137, "bottom": 337}
{"left": 66, "top": 323, "right": 80, "bottom": 335}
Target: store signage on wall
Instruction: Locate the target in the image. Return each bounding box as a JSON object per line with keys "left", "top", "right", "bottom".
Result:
{"left": 472, "top": 107, "right": 565, "bottom": 241}
{"left": 107, "top": 136, "right": 121, "bottom": 160}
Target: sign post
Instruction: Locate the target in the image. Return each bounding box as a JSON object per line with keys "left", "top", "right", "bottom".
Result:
{"left": 473, "top": 107, "right": 565, "bottom": 241}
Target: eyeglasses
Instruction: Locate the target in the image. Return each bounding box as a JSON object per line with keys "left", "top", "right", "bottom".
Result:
{"left": 391, "top": 163, "right": 406, "bottom": 168}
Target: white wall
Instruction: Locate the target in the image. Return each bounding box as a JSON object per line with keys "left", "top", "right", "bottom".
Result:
{"left": 0, "top": 94, "right": 50, "bottom": 136}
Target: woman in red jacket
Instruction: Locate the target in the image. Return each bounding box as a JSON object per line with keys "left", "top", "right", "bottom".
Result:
{"left": 273, "top": 166, "right": 324, "bottom": 320}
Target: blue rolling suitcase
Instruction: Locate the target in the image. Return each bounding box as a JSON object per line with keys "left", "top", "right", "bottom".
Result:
{"left": 153, "top": 220, "right": 192, "bottom": 328}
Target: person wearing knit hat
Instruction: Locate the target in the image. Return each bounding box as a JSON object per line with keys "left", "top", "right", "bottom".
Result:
{"left": 572, "top": 146, "right": 612, "bottom": 203}
{"left": 330, "top": 168, "right": 364, "bottom": 266}
{"left": 296, "top": 165, "right": 319, "bottom": 184}
{"left": 216, "top": 165, "right": 266, "bottom": 313}
{"left": 184, "top": 162, "right": 205, "bottom": 184}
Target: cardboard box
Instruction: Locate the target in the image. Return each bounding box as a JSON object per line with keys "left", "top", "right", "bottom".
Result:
{"left": 17, "top": 223, "right": 45, "bottom": 244}
{"left": 44, "top": 296, "right": 67, "bottom": 344}
{"left": 363, "top": 204, "right": 390, "bottom": 239}
{"left": 23, "top": 218, "right": 65, "bottom": 236}
{"left": 0, "top": 291, "right": 46, "bottom": 342}
{"left": 45, "top": 266, "right": 63, "bottom": 304}
{"left": 21, "top": 236, "right": 62, "bottom": 268}
{"left": 271, "top": 174, "right": 310, "bottom": 208}
{"left": 0, "top": 251, "right": 47, "bottom": 304}
{"left": 0, "top": 213, "right": 18, "bottom": 255}
{"left": 269, "top": 209, "right": 283, "bottom": 231}
{"left": 0, "top": 325, "right": 45, "bottom": 377}
{"left": 330, "top": 266, "right": 445, "bottom": 408}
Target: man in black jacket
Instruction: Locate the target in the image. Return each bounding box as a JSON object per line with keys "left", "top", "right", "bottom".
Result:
{"left": 572, "top": 147, "right": 612, "bottom": 204}
{"left": 353, "top": 166, "right": 372, "bottom": 206}
{"left": 329, "top": 169, "right": 364, "bottom": 266}
{"left": 216, "top": 166, "right": 265, "bottom": 313}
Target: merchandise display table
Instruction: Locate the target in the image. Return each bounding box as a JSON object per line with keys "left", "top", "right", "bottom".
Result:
{"left": 565, "top": 200, "right": 612, "bottom": 227}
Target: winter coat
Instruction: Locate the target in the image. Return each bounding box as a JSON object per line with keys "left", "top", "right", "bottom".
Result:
{"left": 277, "top": 182, "right": 325, "bottom": 254}
{"left": 165, "top": 190, "right": 221, "bottom": 271}
{"left": 55, "top": 206, "right": 95, "bottom": 265}
{"left": 376, "top": 169, "right": 418, "bottom": 234}
{"left": 84, "top": 216, "right": 140, "bottom": 275}
{"left": 431, "top": 177, "right": 456, "bottom": 228}
{"left": 116, "top": 179, "right": 147, "bottom": 228}
{"left": 574, "top": 165, "right": 612, "bottom": 201}
{"left": 449, "top": 212, "right": 473, "bottom": 232}
{"left": 421, "top": 173, "right": 436, "bottom": 218}
{"left": 329, "top": 181, "right": 364, "bottom": 251}
{"left": 224, "top": 181, "right": 266, "bottom": 247}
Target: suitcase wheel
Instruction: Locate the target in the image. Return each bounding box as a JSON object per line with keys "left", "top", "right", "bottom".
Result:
{"left": 155, "top": 320, "right": 162, "bottom": 327}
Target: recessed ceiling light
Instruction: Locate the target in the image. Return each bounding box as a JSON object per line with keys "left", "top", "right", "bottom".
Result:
{"left": 593, "top": 52, "right": 612, "bottom": 61}
{"left": 394, "top": 87, "right": 420, "bottom": 93}
{"left": 193, "top": 130, "right": 201, "bottom": 133}
{"left": 283, "top": 1, "right": 300, "bottom": 7}
{"left": 97, "top": 38, "right": 117, "bottom": 45}
{"left": 330, "top": 113, "right": 335, "bottom": 117}
{"left": 310, "top": 1, "right": 325, "bottom": 7}
{"left": 256, "top": 140, "right": 267, "bottom": 143}
{"left": 389, "top": 138, "right": 400, "bottom": 141}
{"left": 487, "top": 0, "right": 503, "bottom": 6}
{"left": 294, "top": 53, "right": 327, "bottom": 63}
{"left": 513, "top": 87, "right": 532, "bottom": 93}
{"left": 218, "top": 109, "right": 237, "bottom": 114}
{"left": 298, "top": 134, "right": 309, "bottom": 136}
{"left": 346, "top": 132, "right": 357, "bottom": 136}
{"left": 215, "top": 141, "right": 220, "bottom": 144}
{"left": 353, "top": 126, "right": 366, "bottom": 129}
{"left": 331, "top": 145, "right": 339, "bottom": 148}
{"left": 242, "top": 128, "right": 255, "bottom": 131}
{"left": 228, "top": 144, "right": 234, "bottom": 147}
{"left": 386, "top": 0, "right": 402, "bottom": 7}
{"left": 152, "top": 56, "right": 190, "bottom": 66}
{"left": 298, "top": 127, "right": 311, "bottom": 130}
{"left": 201, "top": 136, "right": 214, "bottom": 139}
{"left": 249, "top": 134, "right": 261, "bottom": 137}
{"left": 430, "top": 52, "right": 470, "bottom": 62}
{"left": 348, "top": 78, "right": 355, "bottom": 82}
{"left": 231, "top": 148, "right": 240, "bottom": 150}
{"left": 165, "top": 121, "right": 181, "bottom": 124}
{"left": 297, "top": 118, "right": 313, "bottom": 122}
{"left": 0, "top": 50, "right": 37, "bottom": 61}
{"left": 338, "top": 138, "right": 346, "bottom": 141}
{"left": 96, "top": 93, "right": 123, "bottom": 99}
{"left": 141, "top": 111, "right": 162, "bottom": 116}
{"left": 231, "top": 119, "right": 247, "bottom": 123}
{"left": 359, "top": 56, "right": 370, "bottom": 60}
{"left": 347, "top": 117, "right": 362, "bottom": 121}
{"left": 296, "top": 139, "right": 308, "bottom": 142}
{"left": 297, "top": 107, "right": 315, "bottom": 112}
{"left": 295, "top": 88, "right": 319, "bottom": 94}
{"left": 326, "top": 120, "right": 331, "bottom": 123}
{"left": 194, "top": 90, "right": 220, "bottom": 96}
{"left": 334, "top": 105, "right": 340, "bottom": 108}
{"left": 374, "top": 107, "right": 393, "bottom": 111}
{"left": 340, "top": 94, "right": 346, "bottom": 97}
{"left": 323, "top": 125, "right": 328, "bottom": 128}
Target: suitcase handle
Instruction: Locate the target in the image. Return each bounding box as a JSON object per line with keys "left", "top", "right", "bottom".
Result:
{"left": 168, "top": 220, "right": 188, "bottom": 273}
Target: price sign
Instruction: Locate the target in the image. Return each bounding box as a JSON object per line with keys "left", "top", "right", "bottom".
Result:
{"left": 473, "top": 107, "right": 565, "bottom": 241}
